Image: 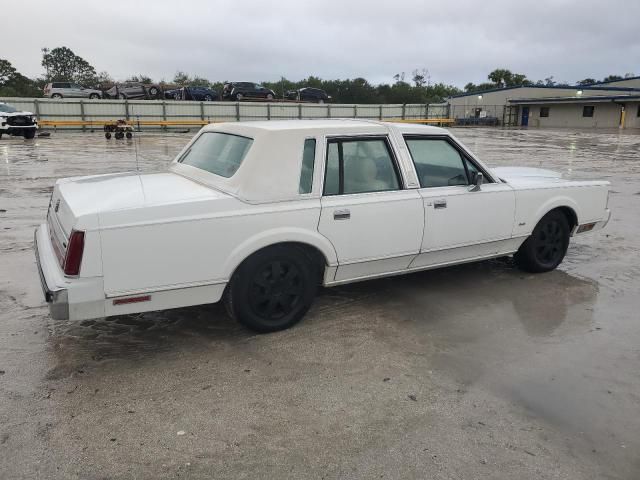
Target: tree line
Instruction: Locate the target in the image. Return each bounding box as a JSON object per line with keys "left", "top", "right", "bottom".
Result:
{"left": 0, "top": 46, "right": 635, "bottom": 103}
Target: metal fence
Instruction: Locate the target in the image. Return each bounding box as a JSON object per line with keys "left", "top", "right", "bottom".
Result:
{"left": 0, "top": 98, "right": 451, "bottom": 129}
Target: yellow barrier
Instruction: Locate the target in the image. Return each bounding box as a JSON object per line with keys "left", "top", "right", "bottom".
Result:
{"left": 39, "top": 118, "right": 455, "bottom": 128}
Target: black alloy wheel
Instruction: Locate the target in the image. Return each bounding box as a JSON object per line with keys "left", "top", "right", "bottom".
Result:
{"left": 514, "top": 210, "right": 570, "bottom": 273}
{"left": 225, "top": 245, "right": 317, "bottom": 333}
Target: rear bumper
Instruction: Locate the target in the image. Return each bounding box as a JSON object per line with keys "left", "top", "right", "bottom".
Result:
{"left": 34, "top": 223, "right": 106, "bottom": 321}
{"left": 34, "top": 225, "right": 69, "bottom": 319}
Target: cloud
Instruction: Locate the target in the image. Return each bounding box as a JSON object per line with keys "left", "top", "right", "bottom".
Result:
{"left": 3, "top": 0, "right": 638, "bottom": 87}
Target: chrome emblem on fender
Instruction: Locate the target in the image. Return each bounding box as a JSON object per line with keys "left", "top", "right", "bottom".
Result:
{"left": 54, "top": 199, "right": 60, "bottom": 213}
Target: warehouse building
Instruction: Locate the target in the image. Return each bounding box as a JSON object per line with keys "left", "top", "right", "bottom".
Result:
{"left": 446, "top": 76, "right": 640, "bottom": 129}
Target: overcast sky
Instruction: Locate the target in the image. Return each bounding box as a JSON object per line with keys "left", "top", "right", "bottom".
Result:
{"left": 4, "top": 0, "right": 638, "bottom": 87}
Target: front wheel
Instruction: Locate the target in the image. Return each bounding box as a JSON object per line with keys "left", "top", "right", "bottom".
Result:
{"left": 51, "top": 93, "right": 63, "bottom": 99}
{"left": 148, "top": 86, "right": 159, "bottom": 97}
{"left": 89, "top": 93, "right": 100, "bottom": 99}
{"left": 514, "top": 210, "right": 570, "bottom": 273}
{"left": 266, "top": 93, "right": 274, "bottom": 100}
{"left": 203, "top": 94, "right": 213, "bottom": 101}
{"left": 234, "top": 93, "right": 244, "bottom": 101}
{"left": 225, "top": 246, "right": 317, "bottom": 333}
{"left": 23, "top": 129, "right": 36, "bottom": 139}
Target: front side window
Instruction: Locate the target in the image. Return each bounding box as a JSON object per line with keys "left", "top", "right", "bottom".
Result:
{"left": 406, "top": 138, "right": 483, "bottom": 188}
{"left": 583, "top": 106, "right": 595, "bottom": 117}
{"left": 299, "top": 139, "right": 316, "bottom": 194}
{"left": 179, "top": 132, "right": 253, "bottom": 178}
{"left": 323, "top": 138, "right": 400, "bottom": 195}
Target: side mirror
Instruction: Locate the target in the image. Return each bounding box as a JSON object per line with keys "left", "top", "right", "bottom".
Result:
{"left": 469, "top": 172, "right": 483, "bottom": 192}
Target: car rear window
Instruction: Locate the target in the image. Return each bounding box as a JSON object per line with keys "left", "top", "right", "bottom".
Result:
{"left": 178, "top": 132, "right": 253, "bottom": 178}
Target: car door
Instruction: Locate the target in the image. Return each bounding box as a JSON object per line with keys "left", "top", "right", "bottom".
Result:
{"left": 318, "top": 136, "right": 424, "bottom": 282}
{"left": 69, "top": 83, "right": 85, "bottom": 98}
{"left": 404, "top": 135, "right": 516, "bottom": 268}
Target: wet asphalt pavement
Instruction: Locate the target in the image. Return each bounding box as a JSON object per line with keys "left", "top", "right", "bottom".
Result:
{"left": 0, "top": 127, "right": 639, "bottom": 479}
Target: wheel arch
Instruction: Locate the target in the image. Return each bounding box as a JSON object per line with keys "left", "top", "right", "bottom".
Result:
{"left": 222, "top": 228, "right": 338, "bottom": 282}
{"left": 531, "top": 197, "right": 580, "bottom": 232}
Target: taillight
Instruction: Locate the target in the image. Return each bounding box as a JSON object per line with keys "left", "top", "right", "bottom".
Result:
{"left": 63, "top": 230, "right": 85, "bottom": 276}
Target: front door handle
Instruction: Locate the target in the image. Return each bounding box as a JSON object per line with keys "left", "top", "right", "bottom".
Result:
{"left": 333, "top": 209, "right": 351, "bottom": 220}
{"left": 433, "top": 199, "right": 447, "bottom": 209}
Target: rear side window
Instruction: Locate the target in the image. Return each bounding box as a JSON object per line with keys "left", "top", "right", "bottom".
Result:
{"left": 299, "top": 139, "right": 316, "bottom": 194}
{"left": 405, "top": 138, "right": 487, "bottom": 188}
{"left": 324, "top": 138, "right": 400, "bottom": 195}
{"left": 179, "top": 132, "right": 253, "bottom": 178}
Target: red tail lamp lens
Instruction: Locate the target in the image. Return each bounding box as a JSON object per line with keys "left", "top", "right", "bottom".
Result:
{"left": 64, "top": 230, "right": 85, "bottom": 276}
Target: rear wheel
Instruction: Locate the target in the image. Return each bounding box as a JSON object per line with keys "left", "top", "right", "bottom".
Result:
{"left": 89, "top": 93, "right": 100, "bottom": 99}
{"left": 204, "top": 94, "right": 213, "bottom": 101}
{"left": 514, "top": 210, "right": 570, "bottom": 273}
{"left": 148, "top": 86, "right": 159, "bottom": 97}
{"left": 234, "top": 93, "right": 244, "bottom": 101}
{"left": 266, "top": 93, "right": 274, "bottom": 100}
{"left": 125, "top": 131, "right": 133, "bottom": 139}
{"left": 105, "top": 132, "right": 112, "bottom": 139}
{"left": 51, "top": 93, "right": 62, "bottom": 99}
{"left": 225, "top": 245, "right": 317, "bottom": 333}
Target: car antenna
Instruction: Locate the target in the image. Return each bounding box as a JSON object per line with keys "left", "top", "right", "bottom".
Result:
{"left": 133, "top": 117, "right": 140, "bottom": 172}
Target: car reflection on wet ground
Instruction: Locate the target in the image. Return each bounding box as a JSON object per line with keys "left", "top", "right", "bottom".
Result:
{"left": 1, "top": 128, "right": 639, "bottom": 479}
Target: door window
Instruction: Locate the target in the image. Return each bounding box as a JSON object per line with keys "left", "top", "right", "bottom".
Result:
{"left": 299, "top": 139, "right": 316, "bottom": 194}
{"left": 323, "top": 138, "right": 400, "bottom": 195}
{"left": 406, "top": 138, "right": 490, "bottom": 188}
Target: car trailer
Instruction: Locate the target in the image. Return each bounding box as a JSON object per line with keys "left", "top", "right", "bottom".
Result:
{"left": 104, "top": 120, "right": 134, "bottom": 139}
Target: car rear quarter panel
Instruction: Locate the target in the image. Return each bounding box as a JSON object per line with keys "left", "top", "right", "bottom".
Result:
{"left": 98, "top": 199, "right": 335, "bottom": 296}
{"left": 511, "top": 181, "right": 609, "bottom": 237}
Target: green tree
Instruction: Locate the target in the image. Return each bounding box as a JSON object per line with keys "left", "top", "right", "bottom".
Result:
{"left": 127, "top": 74, "right": 153, "bottom": 84}
{"left": 173, "top": 71, "right": 191, "bottom": 86}
{"left": 0, "top": 59, "right": 17, "bottom": 85}
{"left": 577, "top": 78, "right": 597, "bottom": 86}
{"left": 41, "top": 46, "right": 98, "bottom": 86}
{"left": 602, "top": 74, "right": 623, "bottom": 82}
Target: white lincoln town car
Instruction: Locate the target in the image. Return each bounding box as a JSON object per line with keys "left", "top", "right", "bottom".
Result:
{"left": 35, "top": 120, "right": 611, "bottom": 332}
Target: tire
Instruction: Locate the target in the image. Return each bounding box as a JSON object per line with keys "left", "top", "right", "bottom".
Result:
{"left": 204, "top": 95, "right": 213, "bottom": 101}
{"left": 126, "top": 131, "right": 133, "bottom": 139}
{"left": 148, "top": 86, "right": 159, "bottom": 97}
{"left": 514, "top": 210, "right": 570, "bottom": 273}
{"left": 23, "top": 129, "right": 36, "bottom": 139}
{"left": 115, "top": 131, "right": 124, "bottom": 139}
{"left": 89, "top": 93, "right": 100, "bottom": 99}
{"left": 234, "top": 93, "right": 243, "bottom": 101}
{"left": 225, "top": 245, "right": 317, "bottom": 333}
{"left": 266, "top": 93, "right": 274, "bottom": 100}
{"left": 51, "top": 93, "right": 63, "bottom": 99}
{"left": 318, "top": 99, "right": 325, "bottom": 104}
{"left": 105, "top": 132, "right": 112, "bottom": 139}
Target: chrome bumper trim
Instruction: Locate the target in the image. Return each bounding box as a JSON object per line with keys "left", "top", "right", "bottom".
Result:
{"left": 34, "top": 228, "right": 69, "bottom": 320}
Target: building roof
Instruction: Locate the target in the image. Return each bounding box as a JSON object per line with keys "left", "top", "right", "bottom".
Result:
{"left": 449, "top": 84, "right": 640, "bottom": 99}
{"left": 509, "top": 95, "right": 640, "bottom": 105}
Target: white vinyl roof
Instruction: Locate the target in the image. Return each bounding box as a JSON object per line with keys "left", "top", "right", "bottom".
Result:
{"left": 171, "top": 120, "right": 450, "bottom": 203}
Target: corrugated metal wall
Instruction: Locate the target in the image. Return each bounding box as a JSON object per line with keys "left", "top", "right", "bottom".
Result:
{"left": 0, "top": 98, "right": 448, "bottom": 128}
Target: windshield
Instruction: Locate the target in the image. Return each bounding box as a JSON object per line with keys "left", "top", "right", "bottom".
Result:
{"left": 179, "top": 132, "right": 253, "bottom": 178}
{"left": 0, "top": 104, "right": 18, "bottom": 113}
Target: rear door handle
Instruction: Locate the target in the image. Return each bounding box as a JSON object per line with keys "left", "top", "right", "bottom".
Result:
{"left": 333, "top": 209, "right": 351, "bottom": 220}
{"left": 433, "top": 199, "right": 447, "bottom": 209}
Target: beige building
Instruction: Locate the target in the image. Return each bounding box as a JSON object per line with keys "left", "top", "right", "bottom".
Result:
{"left": 446, "top": 76, "right": 640, "bottom": 129}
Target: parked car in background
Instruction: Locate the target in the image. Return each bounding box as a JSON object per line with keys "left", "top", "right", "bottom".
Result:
{"left": 44, "top": 82, "right": 102, "bottom": 99}
{"left": 34, "top": 120, "right": 611, "bottom": 333}
{"left": 222, "top": 82, "right": 276, "bottom": 101}
{"left": 0, "top": 102, "right": 38, "bottom": 139}
{"left": 164, "top": 86, "right": 218, "bottom": 101}
{"left": 286, "top": 87, "right": 331, "bottom": 103}
{"left": 105, "top": 82, "right": 163, "bottom": 100}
